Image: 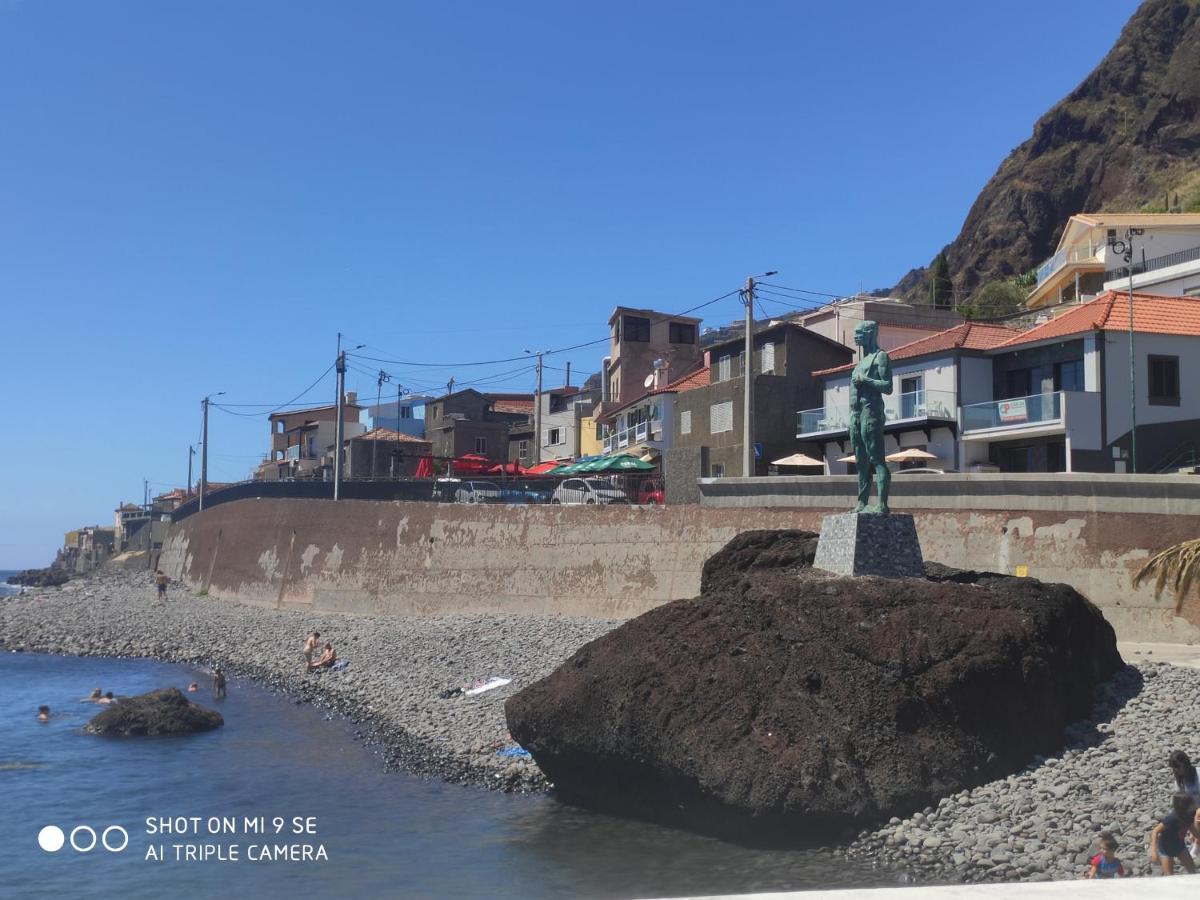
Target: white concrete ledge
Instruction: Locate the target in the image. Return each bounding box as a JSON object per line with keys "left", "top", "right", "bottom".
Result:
{"left": 680, "top": 877, "right": 1196, "bottom": 899}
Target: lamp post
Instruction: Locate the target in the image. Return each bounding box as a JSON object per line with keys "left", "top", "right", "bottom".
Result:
{"left": 1107, "top": 228, "right": 1143, "bottom": 473}
{"left": 742, "top": 271, "right": 778, "bottom": 478}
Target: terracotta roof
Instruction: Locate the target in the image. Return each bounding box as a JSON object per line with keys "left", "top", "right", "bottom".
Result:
{"left": 268, "top": 401, "right": 362, "bottom": 421}
{"left": 812, "top": 323, "right": 1020, "bottom": 376}
{"left": 348, "top": 428, "right": 430, "bottom": 444}
{"left": 607, "top": 365, "right": 710, "bottom": 416}
{"left": 491, "top": 399, "right": 534, "bottom": 414}
{"left": 995, "top": 291, "right": 1200, "bottom": 349}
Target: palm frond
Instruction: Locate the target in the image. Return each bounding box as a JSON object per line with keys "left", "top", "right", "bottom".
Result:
{"left": 1133, "top": 538, "right": 1200, "bottom": 616}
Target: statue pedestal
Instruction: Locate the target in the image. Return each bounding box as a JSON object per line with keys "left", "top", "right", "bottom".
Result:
{"left": 813, "top": 512, "right": 925, "bottom": 577}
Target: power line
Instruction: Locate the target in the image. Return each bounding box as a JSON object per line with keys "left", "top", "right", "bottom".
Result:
{"left": 212, "top": 363, "right": 336, "bottom": 418}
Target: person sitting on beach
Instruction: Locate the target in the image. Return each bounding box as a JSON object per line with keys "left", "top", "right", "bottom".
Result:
{"left": 37, "top": 705, "right": 50, "bottom": 722}
{"left": 155, "top": 569, "right": 169, "bottom": 600}
{"left": 302, "top": 631, "right": 321, "bottom": 671}
{"left": 1149, "top": 792, "right": 1199, "bottom": 875}
{"left": 186, "top": 682, "right": 199, "bottom": 693}
{"left": 1170, "top": 750, "right": 1200, "bottom": 803}
{"left": 308, "top": 642, "right": 336, "bottom": 672}
{"left": 1084, "top": 832, "right": 1127, "bottom": 879}
{"left": 213, "top": 666, "right": 227, "bottom": 700}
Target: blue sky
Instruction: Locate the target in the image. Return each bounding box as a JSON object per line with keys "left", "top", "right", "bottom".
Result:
{"left": 0, "top": 0, "right": 1139, "bottom": 566}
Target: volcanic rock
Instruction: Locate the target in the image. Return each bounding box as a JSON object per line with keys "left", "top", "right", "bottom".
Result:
{"left": 86, "top": 687, "right": 224, "bottom": 736}
{"left": 7, "top": 567, "right": 69, "bottom": 588}
{"left": 506, "top": 537, "right": 1123, "bottom": 845}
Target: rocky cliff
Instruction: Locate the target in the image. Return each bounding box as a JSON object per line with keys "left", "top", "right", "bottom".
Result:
{"left": 897, "top": 0, "right": 1200, "bottom": 302}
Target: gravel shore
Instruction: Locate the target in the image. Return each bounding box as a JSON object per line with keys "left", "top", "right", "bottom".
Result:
{"left": 842, "top": 659, "right": 1200, "bottom": 882}
{"left": 5, "top": 567, "right": 1200, "bottom": 885}
{"left": 0, "top": 568, "right": 620, "bottom": 792}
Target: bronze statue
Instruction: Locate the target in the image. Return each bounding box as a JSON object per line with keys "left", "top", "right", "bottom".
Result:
{"left": 849, "top": 320, "right": 893, "bottom": 514}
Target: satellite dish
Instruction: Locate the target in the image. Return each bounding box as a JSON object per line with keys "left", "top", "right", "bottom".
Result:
{"left": 643, "top": 374, "right": 655, "bottom": 388}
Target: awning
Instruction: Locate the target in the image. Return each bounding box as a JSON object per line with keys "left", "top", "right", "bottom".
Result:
{"left": 885, "top": 448, "right": 939, "bottom": 463}
{"left": 639, "top": 451, "right": 659, "bottom": 463}
{"left": 771, "top": 452, "right": 824, "bottom": 467}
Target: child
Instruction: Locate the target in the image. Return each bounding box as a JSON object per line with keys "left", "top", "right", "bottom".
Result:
{"left": 155, "top": 569, "right": 169, "bottom": 600}
{"left": 1085, "top": 831, "right": 1127, "bottom": 879}
{"left": 1149, "top": 792, "right": 1200, "bottom": 875}
{"left": 1170, "top": 750, "right": 1200, "bottom": 803}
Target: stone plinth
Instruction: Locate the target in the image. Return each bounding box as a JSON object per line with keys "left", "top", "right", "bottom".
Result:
{"left": 812, "top": 511, "right": 924, "bottom": 577}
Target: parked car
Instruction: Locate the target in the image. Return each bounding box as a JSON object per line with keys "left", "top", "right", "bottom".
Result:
{"left": 637, "top": 478, "right": 665, "bottom": 505}
{"left": 551, "top": 478, "right": 630, "bottom": 505}
{"left": 431, "top": 477, "right": 461, "bottom": 502}
{"left": 454, "top": 480, "right": 504, "bottom": 503}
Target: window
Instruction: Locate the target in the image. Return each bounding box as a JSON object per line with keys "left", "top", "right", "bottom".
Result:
{"left": 710, "top": 463, "right": 725, "bottom": 478}
{"left": 595, "top": 421, "right": 605, "bottom": 439}
{"left": 717, "top": 354, "right": 731, "bottom": 382}
{"left": 669, "top": 322, "right": 696, "bottom": 344}
{"left": 517, "top": 440, "right": 529, "bottom": 460}
{"left": 900, "top": 375, "right": 923, "bottom": 418}
{"left": 1149, "top": 355, "right": 1180, "bottom": 405}
{"left": 1046, "top": 441, "right": 1066, "bottom": 472}
{"left": 622, "top": 315, "right": 650, "bottom": 342}
{"left": 547, "top": 427, "right": 563, "bottom": 445}
{"left": 1054, "top": 359, "right": 1085, "bottom": 392}
{"left": 399, "top": 406, "right": 413, "bottom": 420}
{"left": 610, "top": 375, "right": 620, "bottom": 399}
{"left": 1004, "top": 368, "right": 1032, "bottom": 399}
{"left": 474, "top": 436, "right": 487, "bottom": 454}
{"left": 711, "top": 401, "right": 733, "bottom": 434}
{"left": 761, "top": 341, "right": 775, "bottom": 373}
{"left": 680, "top": 410, "right": 692, "bottom": 435}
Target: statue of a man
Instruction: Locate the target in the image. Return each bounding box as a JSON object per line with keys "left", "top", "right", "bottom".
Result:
{"left": 849, "top": 320, "right": 893, "bottom": 514}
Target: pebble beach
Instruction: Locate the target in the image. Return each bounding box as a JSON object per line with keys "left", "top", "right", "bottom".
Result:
{"left": 0, "top": 568, "right": 619, "bottom": 792}
{"left": 4, "top": 567, "right": 1200, "bottom": 886}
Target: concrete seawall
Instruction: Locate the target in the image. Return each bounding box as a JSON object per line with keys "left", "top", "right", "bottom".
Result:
{"left": 160, "top": 496, "right": 1200, "bottom": 641}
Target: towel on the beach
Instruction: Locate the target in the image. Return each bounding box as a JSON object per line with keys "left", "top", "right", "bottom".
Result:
{"left": 464, "top": 676, "right": 512, "bottom": 696}
{"left": 330, "top": 660, "right": 349, "bottom": 671}
{"left": 496, "top": 746, "right": 532, "bottom": 758}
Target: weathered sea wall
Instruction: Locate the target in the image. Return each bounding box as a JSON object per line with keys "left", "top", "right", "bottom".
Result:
{"left": 159, "top": 495, "right": 1200, "bottom": 641}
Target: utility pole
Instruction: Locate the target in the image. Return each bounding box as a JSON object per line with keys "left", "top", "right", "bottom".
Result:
{"left": 143, "top": 478, "right": 149, "bottom": 510}
{"left": 525, "top": 349, "right": 548, "bottom": 465}
{"left": 334, "top": 350, "right": 346, "bottom": 499}
{"left": 565, "top": 362, "right": 571, "bottom": 388}
{"left": 199, "top": 394, "right": 220, "bottom": 511}
{"left": 187, "top": 445, "right": 195, "bottom": 498}
{"left": 742, "top": 272, "right": 777, "bottom": 477}
{"left": 373, "top": 369, "right": 391, "bottom": 478}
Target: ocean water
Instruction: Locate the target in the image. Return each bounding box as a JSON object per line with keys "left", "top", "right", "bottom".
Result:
{"left": 1, "top": 569, "right": 24, "bottom": 597}
{"left": 0, "top": 652, "right": 902, "bottom": 899}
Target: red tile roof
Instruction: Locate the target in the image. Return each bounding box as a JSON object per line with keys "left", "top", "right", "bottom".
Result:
{"left": 812, "top": 323, "right": 1020, "bottom": 376}
{"left": 995, "top": 291, "right": 1200, "bottom": 348}
{"left": 491, "top": 399, "right": 534, "bottom": 414}
{"left": 348, "top": 428, "right": 430, "bottom": 444}
{"left": 607, "top": 366, "right": 710, "bottom": 416}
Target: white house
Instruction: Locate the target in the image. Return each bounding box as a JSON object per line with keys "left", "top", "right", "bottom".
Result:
{"left": 1026, "top": 213, "right": 1200, "bottom": 310}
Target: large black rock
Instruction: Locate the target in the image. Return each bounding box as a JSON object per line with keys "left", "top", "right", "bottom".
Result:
{"left": 87, "top": 688, "right": 223, "bottom": 736}
{"left": 506, "top": 530, "right": 1124, "bottom": 845}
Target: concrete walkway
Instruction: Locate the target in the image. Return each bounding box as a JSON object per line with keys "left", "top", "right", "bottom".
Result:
{"left": 1120, "top": 641, "right": 1200, "bottom": 669}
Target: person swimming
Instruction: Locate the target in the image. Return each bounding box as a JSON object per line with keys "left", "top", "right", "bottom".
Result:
{"left": 85, "top": 688, "right": 102, "bottom": 702}
{"left": 97, "top": 691, "right": 116, "bottom": 705}
{"left": 37, "top": 706, "right": 50, "bottom": 722}
{"left": 186, "top": 682, "right": 199, "bottom": 693}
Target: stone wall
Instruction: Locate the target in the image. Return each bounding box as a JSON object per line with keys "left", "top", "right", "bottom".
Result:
{"left": 159, "top": 492, "right": 1200, "bottom": 641}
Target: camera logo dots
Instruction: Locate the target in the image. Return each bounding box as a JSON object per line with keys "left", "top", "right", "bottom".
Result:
{"left": 39, "top": 824, "right": 128, "bottom": 853}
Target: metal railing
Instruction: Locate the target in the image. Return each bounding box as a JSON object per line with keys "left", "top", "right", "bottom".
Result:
{"left": 169, "top": 472, "right": 666, "bottom": 522}
{"left": 1104, "top": 244, "right": 1200, "bottom": 282}
{"left": 1036, "top": 243, "right": 1101, "bottom": 287}
{"left": 796, "top": 389, "right": 957, "bottom": 437}
{"left": 601, "top": 420, "right": 653, "bottom": 454}
{"left": 961, "top": 391, "right": 1062, "bottom": 432}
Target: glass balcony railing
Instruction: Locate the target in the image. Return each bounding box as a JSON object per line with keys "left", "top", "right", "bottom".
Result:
{"left": 796, "top": 389, "right": 957, "bottom": 436}
{"left": 1035, "top": 244, "right": 1101, "bottom": 287}
{"left": 961, "top": 392, "right": 1062, "bottom": 432}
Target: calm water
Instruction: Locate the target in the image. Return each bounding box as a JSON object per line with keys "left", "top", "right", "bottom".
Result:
{"left": 0, "top": 652, "right": 902, "bottom": 899}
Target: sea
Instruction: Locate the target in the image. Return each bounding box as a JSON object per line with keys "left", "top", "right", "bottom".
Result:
{"left": 0, "top": 597, "right": 903, "bottom": 899}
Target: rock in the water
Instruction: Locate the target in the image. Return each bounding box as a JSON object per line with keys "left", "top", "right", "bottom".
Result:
{"left": 7, "top": 567, "right": 69, "bottom": 588}
{"left": 87, "top": 687, "right": 223, "bottom": 736}
{"left": 506, "top": 534, "right": 1123, "bottom": 845}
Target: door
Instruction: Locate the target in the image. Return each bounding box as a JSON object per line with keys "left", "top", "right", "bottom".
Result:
{"left": 900, "top": 375, "right": 923, "bottom": 418}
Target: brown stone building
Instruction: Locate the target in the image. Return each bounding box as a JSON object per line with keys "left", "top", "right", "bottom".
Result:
{"left": 343, "top": 428, "right": 432, "bottom": 478}
{"left": 596, "top": 307, "right": 704, "bottom": 420}
{"left": 425, "top": 390, "right": 533, "bottom": 463}
{"left": 674, "top": 321, "right": 853, "bottom": 477}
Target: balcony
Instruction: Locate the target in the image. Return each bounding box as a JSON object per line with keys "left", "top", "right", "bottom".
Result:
{"left": 601, "top": 420, "right": 652, "bottom": 454}
{"left": 1035, "top": 243, "right": 1102, "bottom": 288}
{"left": 962, "top": 391, "right": 1062, "bottom": 433}
{"left": 1103, "top": 244, "right": 1200, "bottom": 283}
{"left": 796, "top": 389, "right": 956, "bottom": 438}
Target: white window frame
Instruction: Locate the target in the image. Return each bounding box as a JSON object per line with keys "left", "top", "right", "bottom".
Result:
{"left": 474, "top": 436, "right": 487, "bottom": 454}
{"left": 547, "top": 427, "right": 563, "bottom": 446}
{"left": 710, "top": 400, "right": 733, "bottom": 434}
{"left": 680, "top": 410, "right": 692, "bottom": 435}
{"left": 761, "top": 341, "right": 775, "bottom": 374}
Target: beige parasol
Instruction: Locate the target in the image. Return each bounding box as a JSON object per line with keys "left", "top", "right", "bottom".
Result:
{"left": 885, "top": 447, "right": 939, "bottom": 463}
{"left": 771, "top": 452, "right": 825, "bottom": 467}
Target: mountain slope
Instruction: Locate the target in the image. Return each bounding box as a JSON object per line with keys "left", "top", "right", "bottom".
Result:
{"left": 896, "top": 0, "right": 1200, "bottom": 303}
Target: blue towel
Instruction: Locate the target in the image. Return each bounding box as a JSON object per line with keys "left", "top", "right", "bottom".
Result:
{"left": 496, "top": 746, "right": 532, "bottom": 758}
{"left": 330, "top": 660, "right": 349, "bottom": 671}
